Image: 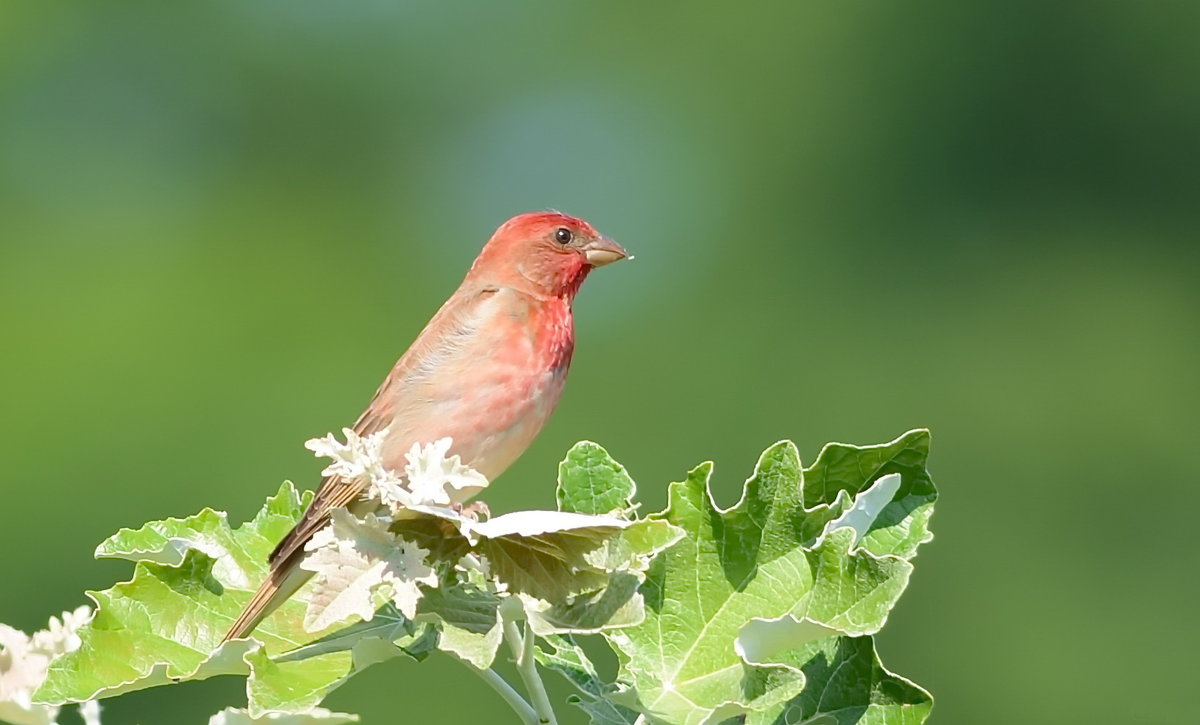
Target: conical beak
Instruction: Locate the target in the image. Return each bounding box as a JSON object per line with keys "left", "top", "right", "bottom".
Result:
{"left": 584, "top": 236, "right": 630, "bottom": 267}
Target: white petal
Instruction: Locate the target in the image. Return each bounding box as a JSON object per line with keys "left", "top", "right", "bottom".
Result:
{"left": 298, "top": 511, "right": 432, "bottom": 632}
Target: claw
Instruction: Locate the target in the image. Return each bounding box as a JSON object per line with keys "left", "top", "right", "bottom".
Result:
{"left": 456, "top": 501, "right": 490, "bottom": 521}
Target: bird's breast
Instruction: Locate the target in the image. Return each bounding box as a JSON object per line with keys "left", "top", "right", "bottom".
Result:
{"left": 381, "top": 290, "right": 576, "bottom": 487}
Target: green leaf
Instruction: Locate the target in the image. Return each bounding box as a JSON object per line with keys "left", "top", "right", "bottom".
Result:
{"left": 275, "top": 605, "right": 433, "bottom": 667}
{"left": 34, "top": 551, "right": 265, "bottom": 705}
{"left": 471, "top": 512, "right": 628, "bottom": 601}
{"left": 524, "top": 571, "right": 644, "bottom": 636}
{"left": 417, "top": 583, "right": 504, "bottom": 669}
{"left": 208, "top": 706, "right": 359, "bottom": 724}
{"left": 392, "top": 510, "right": 677, "bottom": 605}
{"left": 602, "top": 434, "right": 936, "bottom": 725}
{"left": 245, "top": 648, "right": 353, "bottom": 716}
{"left": 96, "top": 482, "right": 306, "bottom": 582}
{"left": 803, "top": 429, "right": 935, "bottom": 558}
{"left": 35, "top": 483, "right": 413, "bottom": 716}
{"left": 586, "top": 520, "right": 684, "bottom": 574}
{"left": 557, "top": 441, "right": 637, "bottom": 516}
{"left": 743, "top": 635, "right": 932, "bottom": 725}
{"left": 536, "top": 635, "right": 640, "bottom": 725}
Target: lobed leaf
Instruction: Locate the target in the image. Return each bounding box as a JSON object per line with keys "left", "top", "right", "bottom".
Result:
{"left": 597, "top": 431, "right": 936, "bottom": 725}
{"left": 417, "top": 583, "right": 504, "bottom": 669}
{"left": 557, "top": 441, "right": 638, "bottom": 517}
{"left": 743, "top": 635, "right": 932, "bottom": 725}
{"left": 804, "top": 430, "right": 935, "bottom": 558}
{"left": 391, "top": 508, "right": 676, "bottom": 605}
{"left": 35, "top": 483, "right": 415, "bottom": 716}
{"left": 535, "top": 635, "right": 640, "bottom": 725}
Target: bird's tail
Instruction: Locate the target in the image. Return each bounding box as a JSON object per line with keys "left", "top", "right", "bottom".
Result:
{"left": 223, "top": 555, "right": 312, "bottom": 643}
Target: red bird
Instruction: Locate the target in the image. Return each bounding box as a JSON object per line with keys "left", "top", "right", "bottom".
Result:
{"left": 224, "top": 211, "right": 628, "bottom": 641}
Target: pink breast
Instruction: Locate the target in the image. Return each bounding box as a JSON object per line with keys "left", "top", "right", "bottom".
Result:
{"left": 382, "top": 295, "right": 576, "bottom": 487}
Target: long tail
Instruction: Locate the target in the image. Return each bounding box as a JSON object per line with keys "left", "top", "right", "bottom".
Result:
{"left": 223, "top": 553, "right": 312, "bottom": 642}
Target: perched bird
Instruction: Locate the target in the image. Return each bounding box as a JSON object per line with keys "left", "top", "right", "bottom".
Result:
{"left": 223, "top": 211, "right": 628, "bottom": 641}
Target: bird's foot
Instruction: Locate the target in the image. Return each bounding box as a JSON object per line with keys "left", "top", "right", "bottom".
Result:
{"left": 452, "top": 500, "right": 491, "bottom": 521}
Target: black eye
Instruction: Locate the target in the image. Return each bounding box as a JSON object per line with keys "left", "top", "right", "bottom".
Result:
{"left": 554, "top": 227, "right": 573, "bottom": 244}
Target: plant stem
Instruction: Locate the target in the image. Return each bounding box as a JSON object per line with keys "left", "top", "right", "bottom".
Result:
{"left": 504, "top": 619, "right": 558, "bottom": 725}
{"left": 454, "top": 654, "right": 538, "bottom": 725}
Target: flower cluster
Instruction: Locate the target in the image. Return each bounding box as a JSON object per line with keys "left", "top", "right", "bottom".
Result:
{"left": 298, "top": 430, "right": 490, "bottom": 631}
{"left": 303, "top": 429, "right": 487, "bottom": 512}
{"left": 0, "top": 606, "right": 97, "bottom": 725}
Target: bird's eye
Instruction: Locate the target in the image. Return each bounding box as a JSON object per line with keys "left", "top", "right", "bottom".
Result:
{"left": 554, "top": 228, "right": 573, "bottom": 244}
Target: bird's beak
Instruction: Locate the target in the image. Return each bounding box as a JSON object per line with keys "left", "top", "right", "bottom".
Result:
{"left": 584, "top": 236, "right": 630, "bottom": 267}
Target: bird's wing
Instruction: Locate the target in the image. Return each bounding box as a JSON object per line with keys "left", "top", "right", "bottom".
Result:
{"left": 268, "top": 286, "right": 498, "bottom": 565}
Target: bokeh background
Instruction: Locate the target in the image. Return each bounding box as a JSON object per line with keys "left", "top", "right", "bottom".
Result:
{"left": 2, "top": 1, "right": 1197, "bottom": 723}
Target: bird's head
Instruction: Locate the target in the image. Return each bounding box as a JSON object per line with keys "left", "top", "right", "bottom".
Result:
{"left": 468, "top": 211, "right": 629, "bottom": 298}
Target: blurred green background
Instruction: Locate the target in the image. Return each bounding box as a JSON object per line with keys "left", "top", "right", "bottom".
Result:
{"left": 2, "top": 1, "right": 1197, "bottom": 723}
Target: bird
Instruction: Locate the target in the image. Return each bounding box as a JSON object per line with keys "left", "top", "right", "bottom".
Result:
{"left": 222, "top": 211, "right": 629, "bottom": 642}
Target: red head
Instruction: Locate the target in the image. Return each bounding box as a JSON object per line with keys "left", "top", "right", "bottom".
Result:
{"left": 466, "top": 212, "right": 629, "bottom": 299}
